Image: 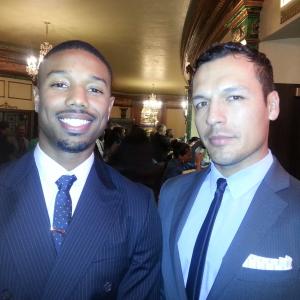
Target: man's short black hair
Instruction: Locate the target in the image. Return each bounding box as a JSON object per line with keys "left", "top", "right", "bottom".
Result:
{"left": 194, "top": 42, "right": 275, "bottom": 99}
{"left": 173, "top": 142, "right": 190, "bottom": 159}
{"left": 37, "top": 40, "right": 112, "bottom": 86}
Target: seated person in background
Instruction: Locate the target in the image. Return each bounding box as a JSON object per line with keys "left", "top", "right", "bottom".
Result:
{"left": 165, "top": 128, "right": 174, "bottom": 141}
{"left": 0, "top": 121, "right": 16, "bottom": 165}
{"left": 13, "top": 123, "right": 29, "bottom": 158}
{"left": 189, "top": 136, "right": 210, "bottom": 169}
{"left": 150, "top": 123, "right": 171, "bottom": 164}
{"left": 103, "top": 125, "right": 125, "bottom": 162}
{"left": 108, "top": 125, "right": 164, "bottom": 200}
{"left": 162, "top": 141, "right": 198, "bottom": 183}
{"left": 94, "top": 135, "right": 105, "bottom": 158}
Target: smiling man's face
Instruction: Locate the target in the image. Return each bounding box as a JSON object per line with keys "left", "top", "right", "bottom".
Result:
{"left": 34, "top": 48, "right": 114, "bottom": 162}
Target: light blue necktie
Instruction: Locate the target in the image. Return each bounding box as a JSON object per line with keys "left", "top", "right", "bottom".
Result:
{"left": 52, "top": 174, "right": 77, "bottom": 253}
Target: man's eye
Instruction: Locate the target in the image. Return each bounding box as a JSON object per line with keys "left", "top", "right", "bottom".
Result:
{"left": 194, "top": 101, "right": 208, "bottom": 110}
{"left": 88, "top": 87, "right": 103, "bottom": 94}
{"left": 228, "top": 95, "right": 244, "bottom": 101}
{"left": 50, "top": 82, "right": 68, "bottom": 88}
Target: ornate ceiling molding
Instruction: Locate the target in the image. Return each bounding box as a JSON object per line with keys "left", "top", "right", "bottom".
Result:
{"left": 181, "top": 0, "right": 264, "bottom": 77}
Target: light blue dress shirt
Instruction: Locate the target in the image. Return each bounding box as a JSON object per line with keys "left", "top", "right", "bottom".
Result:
{"left": 178, "top": 150, "right": 273, "bottom": 300}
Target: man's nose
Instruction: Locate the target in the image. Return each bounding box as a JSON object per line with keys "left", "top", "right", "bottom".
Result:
{"left": 65, "top": 86, "right": 88, "bottom": 108}
{"left": 206, "top": 100, "right": 226, "bottom": 126}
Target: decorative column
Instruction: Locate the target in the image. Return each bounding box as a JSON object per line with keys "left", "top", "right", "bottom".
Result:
{"left": 226, "top": 0, "right": 264, "bottom": 49}
{"left": 184, "top": 64, "right": 195, "bottom": 141}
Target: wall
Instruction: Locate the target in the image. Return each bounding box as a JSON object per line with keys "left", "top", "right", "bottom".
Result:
{"left": 112, "top": 93, "right": 187, "bottom": 137}
{"left": 259, "top": 0, "right": 300, "bottom": 179}
{"left": 190, "top": 107, "right": 199, "bottom": 138}
{"left": 0, "top": 76, "right": 33, "bottom": 110}
{"left": 259, "top": 0, "right": 299, "bottom": 40}
{"left": 165, "top": 107, "right": 186, "bottom": 138}
{"left": 259, "top": 38, "right": 300, "bottom": 84}
{"left": 259, "top": 0, "right": 300, "bottom": 84}
{"left": 110, "top": 106, "right": 132, "bottom": 119}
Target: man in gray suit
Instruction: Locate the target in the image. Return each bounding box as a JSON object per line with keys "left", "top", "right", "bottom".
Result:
{"left": 159, "top": 42, "right": 300, "bottom": 299}
{"left": 0, "top": 40, "right": 162, "bottom": 299}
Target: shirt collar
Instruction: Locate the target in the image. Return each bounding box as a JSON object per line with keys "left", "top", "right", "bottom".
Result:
{"left": 210, "top": 150, "right": 273, "bottom": 199}
{"left": 34, "top": 143, "right": 94, "bottom": 184}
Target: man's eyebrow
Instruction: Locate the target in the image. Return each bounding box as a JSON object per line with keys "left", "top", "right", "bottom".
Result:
{"left": 91, "top": 75, "right": 108, "bottom": 86}
{"left": 222, "top": 86, "right": 248, "bottom": 94}
{"left": 46, "top": 70, "right": 66, "bottom": 77}
{"left": 45, "top": 71, "right": 108, "bottom": 86}
{"left": 192, "top": 94, "right": 208, "bottom": 101}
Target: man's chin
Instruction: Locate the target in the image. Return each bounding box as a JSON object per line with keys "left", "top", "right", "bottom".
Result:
{"left": 57, "top": 140, "right": 92, "bottom": 153}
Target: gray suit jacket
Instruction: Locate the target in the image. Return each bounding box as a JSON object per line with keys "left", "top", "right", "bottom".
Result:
{"left": 0, "top": 151, "right": 162, "bottom": 300}
{"left": 159, "top": 158, "right": 300, "bottom": 300}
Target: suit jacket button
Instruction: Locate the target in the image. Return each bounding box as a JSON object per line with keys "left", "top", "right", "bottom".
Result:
{"left": 103, "top": 281, "right": 112, "bottom": 293}
{"left": 0, "top": 289, "right": 13, "bottom": 300}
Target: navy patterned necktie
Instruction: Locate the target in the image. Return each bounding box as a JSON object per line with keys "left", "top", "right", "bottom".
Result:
{"left": 186, "top": 178, "right": 227, "bottom": 300}
{"left": 52, "top": 174, "right": 77, "bottom": 253}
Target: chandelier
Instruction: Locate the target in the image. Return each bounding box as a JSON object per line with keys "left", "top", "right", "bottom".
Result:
{"left": 141, "top": 85, "right": 163, "bottom": 126}
{"left": 26, "top": 22, "right": 53, "bottom": 80}
{"left": 143, "top": 92, "right": 163, "bottom": 110}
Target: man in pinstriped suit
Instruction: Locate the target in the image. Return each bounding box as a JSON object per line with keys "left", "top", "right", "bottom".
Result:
{"left": 0, "top": 40, "right": 162, "bottom": 299}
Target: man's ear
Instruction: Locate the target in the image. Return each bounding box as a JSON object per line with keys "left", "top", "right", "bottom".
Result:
{"left": 33, "top": 86, "right": 40, "bottom": 113}
{"left": 267, "top": 90, "right": 280, "bottom": 121}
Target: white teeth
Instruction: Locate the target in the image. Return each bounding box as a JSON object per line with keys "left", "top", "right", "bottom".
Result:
{"left": 61, "top": 118, "right": 90, "bottom": 126}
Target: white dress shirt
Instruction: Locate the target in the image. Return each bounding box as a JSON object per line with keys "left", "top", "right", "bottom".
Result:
{"left": 178, "top": 150, "right": 273, "bottom": 300}
{"left": 34, "top": 144, "right": 94, "bottom": 227}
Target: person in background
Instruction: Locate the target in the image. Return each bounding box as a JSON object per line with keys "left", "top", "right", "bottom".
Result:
{"left": 109, "top": 125, "right": 165, "bottom": 200}
{"left": 189, "top": 137, "right": 210, "bottom": 170}
{"left": 103, "top": 125, "right": 125, "bottom": 162}
{"left": 159, "top": 42, "right": 300, "bottom": 299}
{"left": 94, "top": 135, "right": 105, "bottom": 158}
{"left": 166, "top": 128, "right": 174, "bottom": 140}
{"left": 0, "top": 40, "right": 162, "bottom": 299}
{"left": 151, "top": 123, "right": 171, "bottom": 164}
{"left": 12, "top": 123, "right": 29, "bottom": 158}
{"left": 162, "top": 142, "right": 197, "bottom": 183}
{"left": 0, "top": 121, "right": 15, "bottom": 165}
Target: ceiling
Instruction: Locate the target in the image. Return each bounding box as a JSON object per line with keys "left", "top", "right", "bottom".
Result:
{"left": 0, "top": 0, "right": 190, "bottom": 96}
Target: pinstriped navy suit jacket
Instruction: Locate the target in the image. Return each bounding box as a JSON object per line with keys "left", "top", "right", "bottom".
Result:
{"left": 159, "top": 158, "right": 300, "bottom": 300}
{"left": 0, "top": 151, "right": 162, "bottom": 300}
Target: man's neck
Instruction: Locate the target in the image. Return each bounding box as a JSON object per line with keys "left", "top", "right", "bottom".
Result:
{"left": 38, "top": 143, "right": 94, "bottom": 171}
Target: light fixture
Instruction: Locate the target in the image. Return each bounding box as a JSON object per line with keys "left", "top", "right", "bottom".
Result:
{"left": 281, "top": 0, "right": 293, "bottom": 7}
{"left": 140, "top": 84, "right": 163, "bottom": 126}
{"left": 143, "top": 84, "right": 162, "bottom": 110}
{"left": 181, "top": 86, "right": 189, "bottom": 123}
{"left": 181, "top": 99, "right": 188, "bottom": 117}
{"left": 26, "top": 22, "right": 53, "bottom": 80}
{"left": 240, "top": 39, "right": 247, "bottom": 45}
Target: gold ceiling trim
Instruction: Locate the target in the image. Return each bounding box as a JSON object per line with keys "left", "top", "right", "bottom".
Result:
{"left": 180, "top": 0, "right": 264, "bottom": 75}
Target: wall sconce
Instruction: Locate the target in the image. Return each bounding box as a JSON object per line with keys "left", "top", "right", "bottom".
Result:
{"left": 181, "top": 99, "right": 188, "bottom": 123}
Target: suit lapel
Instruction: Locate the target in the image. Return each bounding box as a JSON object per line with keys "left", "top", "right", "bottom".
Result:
{"left": 209, "top": 159, "right": 289, "bottom": 299}
{"left": 169, "top": 169, "right": 210, "bottom": 299}
{"left": 42, "top": 160, "right": 122, "bottom": 299}
{"left": 0, "top": 153, "right": 56, "bottom": 296}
